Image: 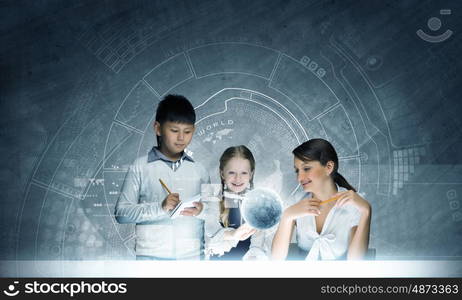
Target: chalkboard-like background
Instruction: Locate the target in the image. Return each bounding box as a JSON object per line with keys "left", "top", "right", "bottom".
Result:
{"left": 1, "top": 0, "right": 461, "bottom": 263}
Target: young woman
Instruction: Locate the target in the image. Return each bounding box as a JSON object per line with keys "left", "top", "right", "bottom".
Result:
{"left": 271, "top": 139, "right": 371, "bottom": 260}
{"left": 205, "top": 145, "right": 272, "bottom": 260}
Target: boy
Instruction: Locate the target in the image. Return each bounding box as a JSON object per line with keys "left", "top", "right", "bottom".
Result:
{"left": 114, "top": 94, "right": 210, "bottom": 260}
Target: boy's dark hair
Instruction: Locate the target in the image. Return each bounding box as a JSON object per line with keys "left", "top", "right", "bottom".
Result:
{"left": 155, "top": 94, "right": 196, "bottom": 146}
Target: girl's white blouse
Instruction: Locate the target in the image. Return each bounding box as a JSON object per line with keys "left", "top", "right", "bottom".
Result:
{"left": 294, "top": 189, "right": 362, "bottom": 260}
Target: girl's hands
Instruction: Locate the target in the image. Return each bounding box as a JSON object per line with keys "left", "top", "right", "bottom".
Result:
{"left": 334, "top": 190, "right": 371, "bottom": 214}
{"left": 231, "top": 223, "right": 257, "bottom": 241}
{"left": 283, "top": 198, "right": 321, "bottom": 221}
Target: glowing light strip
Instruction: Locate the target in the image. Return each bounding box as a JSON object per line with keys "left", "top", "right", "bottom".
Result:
{"left": 1, "top": 261, "right": 461, "bottom": 278}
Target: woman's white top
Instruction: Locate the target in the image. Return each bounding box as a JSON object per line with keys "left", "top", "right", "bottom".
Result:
{"left": 295, "top": 188, "right": 362, "bottom": 260}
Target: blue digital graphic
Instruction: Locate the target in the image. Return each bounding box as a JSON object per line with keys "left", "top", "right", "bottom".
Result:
{"left": 241, "top": 188, "right": 283, "bottom": 230}
{"left": 0, "top": 0, "right": 461, "bottom": 276}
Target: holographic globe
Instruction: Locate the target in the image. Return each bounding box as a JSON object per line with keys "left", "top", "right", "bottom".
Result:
{"left": 241, "top": 188, "right": 283, "bottom": 230}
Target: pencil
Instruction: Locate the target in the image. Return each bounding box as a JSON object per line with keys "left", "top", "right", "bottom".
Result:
{"left": 159, "top": 179, "right": 172, "bottom": 194}
{"left": 320, "top": 195, "right": 341, "bottom": 205}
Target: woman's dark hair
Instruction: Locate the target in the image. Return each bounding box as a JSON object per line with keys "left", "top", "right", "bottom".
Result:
{"left": 292, "top": 138, "right": 356, "bottom": 192}
{"left": 155, "top": 94, "right": 196, "bottom": 146}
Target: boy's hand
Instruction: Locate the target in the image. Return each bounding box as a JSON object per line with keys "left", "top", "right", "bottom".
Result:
{"left": 180, "top": 202, "right": 203, "bottom": 217}
{"left": 162, "top": 193, "right": 180, "bottom": 212}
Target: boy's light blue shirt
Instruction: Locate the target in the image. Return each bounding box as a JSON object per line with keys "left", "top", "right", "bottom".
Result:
{"left": 114, "top": 147, "right": 210, "bottom": 259}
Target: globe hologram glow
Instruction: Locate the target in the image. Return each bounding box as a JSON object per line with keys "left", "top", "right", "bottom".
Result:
{"left": 241, "top": 188, "right": 283, "bottom": 230}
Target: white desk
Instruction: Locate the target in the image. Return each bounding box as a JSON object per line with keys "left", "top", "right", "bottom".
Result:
{"left": 1, "top": 260, "right": 461, "bottom": 277}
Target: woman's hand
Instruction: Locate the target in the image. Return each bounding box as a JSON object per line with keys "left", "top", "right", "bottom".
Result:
{"left": 334, "top": 190, "right": 371, "bottom": 214}
{"left": 283, "top": 198, "right": 321, "bottom": 221}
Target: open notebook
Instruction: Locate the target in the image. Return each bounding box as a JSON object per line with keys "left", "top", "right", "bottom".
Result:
{"left": 169, "top": 194, "right": 202, "bottom": 219}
